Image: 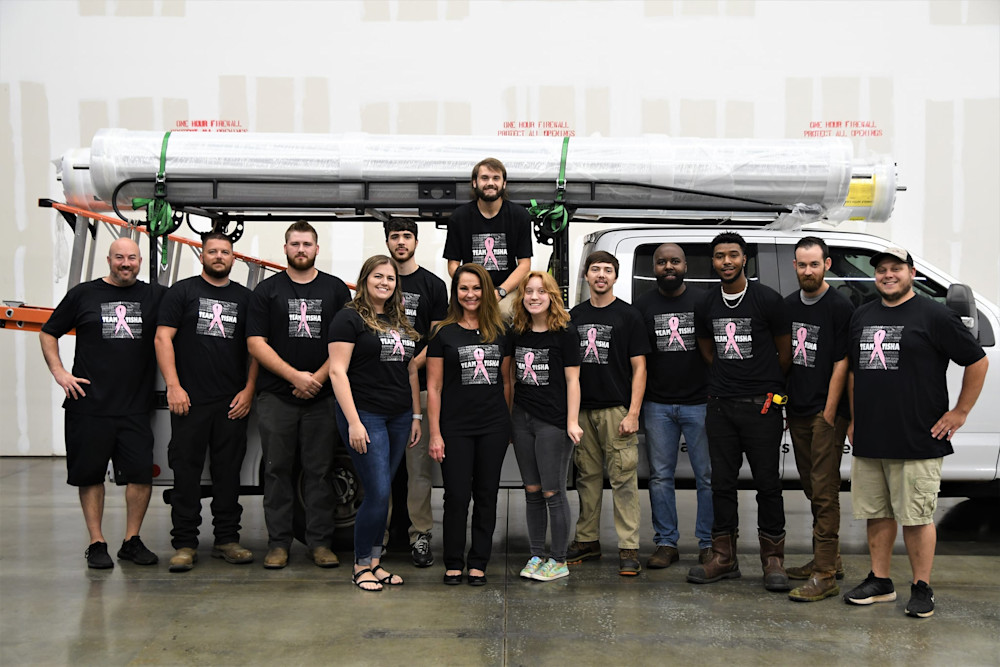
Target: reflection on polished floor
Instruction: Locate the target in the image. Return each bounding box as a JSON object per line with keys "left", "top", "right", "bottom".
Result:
{"left": 1, "top": 457, "right": 998, "bottom": 666}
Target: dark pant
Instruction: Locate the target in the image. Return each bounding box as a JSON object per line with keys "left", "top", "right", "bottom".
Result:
{"left": 439, "top": 430, "right": 510, "bottom": 571}
{"left": 787, "top": 412, "right": 848, "bottom": 571}
{"left": 705, "top": 396, "right": 785, "bottom": 536}
{"left": 257, "top": 393, "right": 337, "bottom": 551}
{"left": 168, "top": 399, "right": 249, "bottom": 549}
{"left": 511, "top": 405, "right": 573, "bottom": 561}
{"left": 335, "top": 406, "right": 411, "bottom": 565}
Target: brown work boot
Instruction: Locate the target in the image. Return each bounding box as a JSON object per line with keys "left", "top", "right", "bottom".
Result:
{"left": 647, "top": 545, "right": 680, "bottom": 569}
{"left": 618, "top": 549, "right": 642, "bottom": 576}
{"left": 687, "top": 532, "right": 740, "bottom": 584}
{"left": 307, "top": 546, "right": 340, "bottom": 568}
{"left": 263, "top": 547, "right": 288, "bottom": 569}
{"left": 698, "top": 547, "right": 713, "bottom": 564}
{"left": 566, "top": 540, "right": 601, "bottom": 564}
{"left": 168, "top": 547, "right": 198, "bottom": 573}
{"left": 788, "top": 572, "right": 840, "bottom": 602}
{"left": 211, "top": 542, "right": 254, "bottom": 564}
{"left": 759, "top": 532, "right": 790, "bottom": 591}
{"left": 786, "top": 557, "right": 845, "bottom": 580}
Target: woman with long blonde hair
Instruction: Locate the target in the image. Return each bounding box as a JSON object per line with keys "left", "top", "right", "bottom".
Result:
{"left": 427, "top": 263, "right": 512, "bottom": 586}
{"left": 509, "top": 271, "right": 582, "bottom": 582}
{"left": 329, "top": 255, "right": 421, "bottom": 592}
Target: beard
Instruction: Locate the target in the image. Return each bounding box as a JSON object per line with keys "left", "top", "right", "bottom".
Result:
{"left": 392, "top": 246, "right": 415, "bottom": 263}
{"left": 655, "top": 272, "right": 685, "bottom": 292}
{"left": 877, "top": 282, "right": 911, "bottom": 302}
{"left": 475, "top": 185, "right": 501, "bottom": 202}
{"left": 797, "top": 274, "right": 823, "bottom": 293}
{"left": 719, "top": 267, "right": 744, "bottom": 284}
{"left": 287, "top": 254, "right": 316, "bottom": 271}
{"left": 109, "top": 266, "right": 137, "bottom": 287}
{"left": 203, "top": 262, "right": 232, "bottom": 280}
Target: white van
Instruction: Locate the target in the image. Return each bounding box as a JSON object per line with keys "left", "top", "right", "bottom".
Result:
{"left": 580, "top": 224, "right": 999, "bottom": 499}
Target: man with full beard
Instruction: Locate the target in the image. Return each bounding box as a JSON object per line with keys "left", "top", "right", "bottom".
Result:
{"left": 634, "top": 243, "right": 712, "bottom": 570}
{"left": 688, "top": 231, "right": 792, "bottom": 592}
{"left": 155, "top": 233, "right": 259, "bottom": 572}
{"left": 40, "top": 237, "right": 165, "bottom": 569}
{"left": 782, "top": 237, "right": 854, "bottom": 602}
{"left": 247, "top": 221, "right": 351, "bottom": 569}
{"left": 843, "top": 247, "right": 987, "bottom": 618}
{"left": 443, "top": 157, "right": 533, "bottom": 320}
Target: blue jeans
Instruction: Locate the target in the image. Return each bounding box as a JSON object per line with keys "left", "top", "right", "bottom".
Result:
{"left": 642, "top": 401, "right": 713, "bottom": 549}
{"left": 335, "top": 406, "right": 411, "bottom": 565}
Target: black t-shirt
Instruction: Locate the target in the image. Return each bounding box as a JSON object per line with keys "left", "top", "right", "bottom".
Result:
{"left": 570, "top": 298, "right": 651, "bottom": 411}
{"left": 784, "top": 287, "right": 855, "bottom": 418}
{"left": 442, "top": 200, "right": 533, "bottom": 288}
{"left": 328, "top": 308, "right": 416, "bottom": 415}
{"left": 512, "top": 327, "right": 581, "bottom": 428}
{"left": 399, "top": 266, "right": 448, "bottom": 390}
{"left": 247, "top": 270, "right": 351, "bottom": 403}
{"left": 849, "top": 295, "right": 985, "bottom": 459}
{"left": 158, "top": 275, "right": 252, "bottom": 406}
{"left": 427, "top": 323, "right": 511, "bottom": 436}
{"left": 634, "top": 286, "right": 708, "bottom": 405}
{"left": 695, "top": 281, "right": 788, "bottom": 398}
{"left": 42, "top": 278, "right": 166, "bottom": 416}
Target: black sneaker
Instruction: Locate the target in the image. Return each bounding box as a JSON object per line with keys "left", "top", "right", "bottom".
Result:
{"left": 117, "top": 536, "right": 159, "bottom": 565}
{"left": 905, "top": 580, "right": 935, "bottom": 618}
{"left": 844, "top": 571, "right": 896, "bottom": 605}
{"left": 411, "top": 532, "right": 434, "bottom": 568}
{"left": 85, "top": 541, "right": 113, "bottom": 569}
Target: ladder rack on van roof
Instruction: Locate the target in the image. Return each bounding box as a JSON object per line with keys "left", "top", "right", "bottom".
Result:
{"left": 51, "top": 130, "right": 903, "bottom": 299}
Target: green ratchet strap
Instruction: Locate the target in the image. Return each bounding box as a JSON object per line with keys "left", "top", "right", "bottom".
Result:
{"left": 131, "top": 131, "right": 174, "bottom": 267}
{"left": 528, "top": 136, "right": 570, "bottom": 237}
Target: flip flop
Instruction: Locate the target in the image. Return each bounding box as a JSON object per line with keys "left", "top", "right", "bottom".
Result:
{"left": 352, "top": 567, "right": 383, "bottom": 592}
{"left": 372, "top": 564, "right": 404, "bottom": 586}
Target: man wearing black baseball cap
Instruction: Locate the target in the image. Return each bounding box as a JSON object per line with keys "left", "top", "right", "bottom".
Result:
{"left": 844, "top": 245, "right": 988, "bottom": 618}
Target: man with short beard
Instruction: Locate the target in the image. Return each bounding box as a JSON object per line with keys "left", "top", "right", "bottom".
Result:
{"left": 247, "top": 221, "right": 351, "bottom": 569}
{"left": 634, "top": 243, "right": 712, "bottom": 570}
{"left": 384, "top": 218, "right": 447, "bottom": 567}
{"left": 782, "top": 236, "right": 854, "bottom": 602}
{"left": 40, "top": 237, "right": 166, "bottom": 569}
{"left": 688, "top": 231, "right": 792, "bottom": 592}
{"left": 443, "top": 157, "right": 533, "bottom": 320}
{"left": 155, "top": 233, "right": 259, "bottom": 572}
{"left": 844, "top": 247, "right": 987, "bottom": 618}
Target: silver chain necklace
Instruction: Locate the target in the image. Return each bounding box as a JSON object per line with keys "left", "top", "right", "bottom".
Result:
{"left": 721, "top": 282, "right": 748, "bottom": 309}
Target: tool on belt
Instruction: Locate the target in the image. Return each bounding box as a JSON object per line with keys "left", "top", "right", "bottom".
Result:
{"left": 761, "top": 392, "right": 788, "bottom": 414}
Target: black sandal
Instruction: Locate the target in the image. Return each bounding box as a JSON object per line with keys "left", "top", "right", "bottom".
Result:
{"left": 372, "top": 564, "right": 404, "bottom": 586}
{"left": 352, "top": 567, "right": 383, "bottom": 592}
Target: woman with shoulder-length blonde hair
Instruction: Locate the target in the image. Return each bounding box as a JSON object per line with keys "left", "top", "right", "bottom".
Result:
{"left": 427, "top": 263, "right": 512, "bottom": 586}
{"left": 509, "top": 270, "right": 582, "bottom": 582}
{"left": 329, "top": 255, "right": 421, "bottom": 592}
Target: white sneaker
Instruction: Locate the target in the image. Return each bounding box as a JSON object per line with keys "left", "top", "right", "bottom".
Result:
{"left": 520, "top": 556, "right": 544, "bottom": 579}
{"left": 532, "top": 558, "right": 569, "bottom": 582}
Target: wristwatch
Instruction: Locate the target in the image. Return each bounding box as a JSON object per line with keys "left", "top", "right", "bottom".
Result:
{"left": 412, "top": 414, "right": 423, "bottom": 421}
{"left": 497, "top": 287, "right": 507, "bottom": 298}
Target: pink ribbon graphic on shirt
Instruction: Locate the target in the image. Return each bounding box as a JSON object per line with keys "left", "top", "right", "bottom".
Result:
{"left": 869, "top": 329, "right": 887, "bottom": 369}
{"left": 584, "top": 327, "right": 600, "bottom": 361}
{"left": 296, "top": 300, "right": 311, "bottom": 337}
{"left": 473, "top": 347, "right": 491, "bottom": 383}
{"left": 793, "top": 326, "right": 808, "bottom": 364}
{"left": 390, "top": 329, "right": 405, "bottom": 359}
{"left": 207, "top": 302, "right": 227, "bottom": 338}
{"left": 113, "top": 304, "right": 134, "bottom": 338}
{"left": 483, "top": 237, "right": 499, "bottom": 270}
{"left": 667, "top": 316, "right": 686, "bottom": 350}
{"left": 522, "top": 351, "right": 539, "bottom": 385}
{"left": 724, "top": 321, "right": 743, "bottom": 359}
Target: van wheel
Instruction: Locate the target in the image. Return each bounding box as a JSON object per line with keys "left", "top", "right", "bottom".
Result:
{"left": 291, "top": 450, "right": 364, "bottom": 544}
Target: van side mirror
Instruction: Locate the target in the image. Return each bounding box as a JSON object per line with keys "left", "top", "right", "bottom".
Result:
{"left": 946, "top": 283, "right": 995, "bottom": 346}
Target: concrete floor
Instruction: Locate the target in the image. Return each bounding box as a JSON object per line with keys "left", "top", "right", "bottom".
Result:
{"left": 1, "top": 457, "right": 998, "bottom": 666}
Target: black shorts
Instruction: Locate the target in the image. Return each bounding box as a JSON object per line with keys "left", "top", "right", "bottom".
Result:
{"left": 65, "top": 412, "right": 154, "bottom": 486}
